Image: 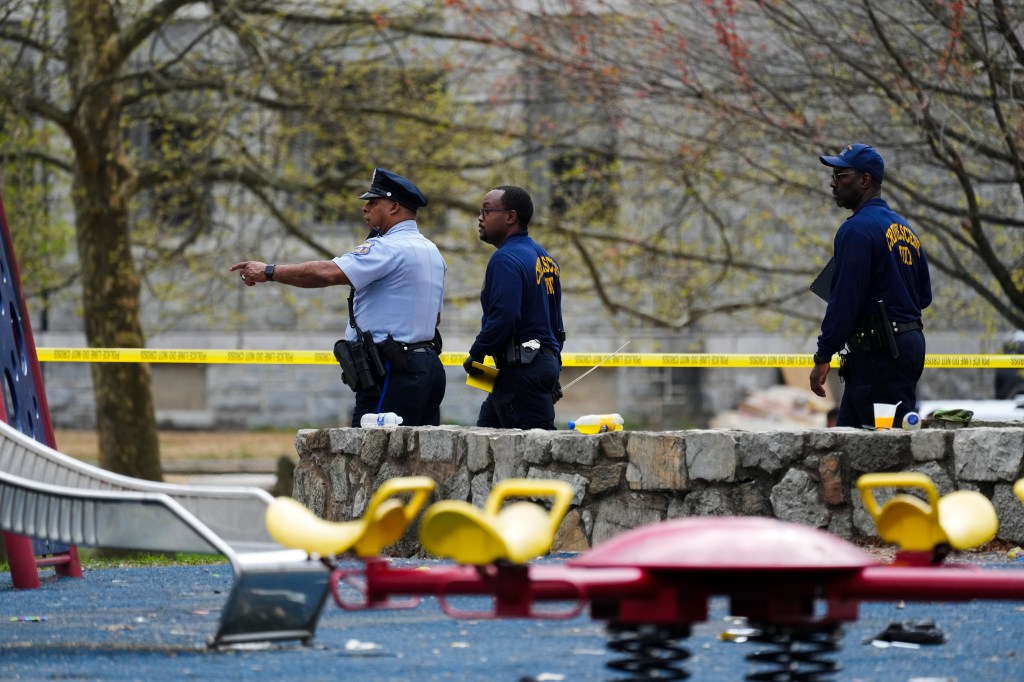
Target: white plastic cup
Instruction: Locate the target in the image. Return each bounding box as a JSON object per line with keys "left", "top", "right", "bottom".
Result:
{"left": 873, "top": 402, "right": 900, "bottom": 430}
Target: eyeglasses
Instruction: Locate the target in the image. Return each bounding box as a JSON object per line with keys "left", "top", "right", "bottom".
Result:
{"left": 831, "top": 170, "right": 860, "bottom": 181}
{"left": 479, "top": 207, "right": 511, "bottom": 216}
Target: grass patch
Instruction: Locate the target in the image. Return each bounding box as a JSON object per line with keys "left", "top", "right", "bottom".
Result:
{"left": 1, "top": 550, "right": 229, "bottom": 572}
{"left": 53, "top": 429, "right": 298, "bottom": 464}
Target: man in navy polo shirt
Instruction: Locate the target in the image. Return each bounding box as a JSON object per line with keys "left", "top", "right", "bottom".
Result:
{"left": 464, "top": 185, "right": 565, "bottom": 430}
{"left": 810, "top": 144, "right": 932, "bottom": 428}
{"left": 232, "top": 167, "right": 447, "bottom": 427}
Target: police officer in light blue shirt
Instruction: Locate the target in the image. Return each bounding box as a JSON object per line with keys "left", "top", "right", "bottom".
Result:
{"left": 232, "top": 167, "right": 448, "bottom": 427}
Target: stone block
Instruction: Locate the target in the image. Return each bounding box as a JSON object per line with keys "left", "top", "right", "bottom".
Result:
{"left": 840, "top": 430, "right": 912, "bottom": 472}
{"left": 667, "top": 488, "right": 736, "bottom": 518}
{"left": 954, "top": 428, "right": 1024, "bottom": 482}
{"left": 806, "top": 429, "right": 841, "bottom": 451}
{"left": 359, "top": 429, "right": 390, "bottom": 468}
{"left": 386, "top": 428, "right": 416, "bottom": 460}
{"left": 327, "top": 456, "right": 350, "bottom": 506}
{"left": 373, "top": 461, "right": 406, "bottom": 491}
{"left": 850, "top": 484, "right": 896, "bottom": 538}
{"left": 464, "top": 431, "right": 494, "bottom": 472}
{"left": 293, "top": 463, "right": 327, "bottom": 518}
{"left": 827, "top": 509, "right": 853, "bottom": 539}
{"left": 295, "top": 428, "right": 330, "bottom": 460}
{"left": 737, "top": 431, "right": 803, "bottom": 473}
{"left": 589, "top": 464, "right": 626, "bottom": 495}
{"left": 550, "top": 433, "right": 599, "bottom": 466}
{"left": 770, "top": 469, "right": 830, "bottom": 528}
{"left": 329, "top": 428, "right": 364, "bottom": 456}
{"left": 492, "top": 432, "right": 529, "bottom": 481}
{"left": 471, "top": 472, "right": 492, "bottom": 507}
{"left": 443, "top": 467, "right": 471, "bottom": 502}
{"left": 417, "top": 427, "right": 463, "bottom": 463}
{"left": 910, "top": 430, "right": 949, "bottom": 462}
{"left": 599, "top": 432, "right": 627, "bottom": 459}
{"left": 592, "top": 495, "right": 665, "bottom": 545}
{"left": 911, "top": 460, "right": 953, "bottom": 496}
{"left": 625, "top": 432, "right": 686, "bottom": 491}
{"left": 993, "top": 483, "right": 1024, "bottom": 545}
{"left": 523, "top": 432, "right": 554, "bottom": 465}
{"left": 527, "top": 467, "right": 588, "bottom": 506}
{"left": 736, "top": 481, "right": 772, "bottom": 516}
{"left": 686, "top": 431, "right": 737, "bottom": 482}
{"left": 349, "top": 469, "right": 372, "bottom": 518}
{"left": 553, "top": 509, "right": 591, "bottom": 552}
{"left": 818, "top": 454, "right": 844, "bottom": 505}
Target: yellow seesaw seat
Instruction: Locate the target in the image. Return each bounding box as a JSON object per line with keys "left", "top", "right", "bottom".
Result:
{"left": 857, "top": 472, "right": 998, "bottom": 552}
{"left": 419, "top": 479, "right": 574, "bottom": 565}
{"left": 265, "top": 476, "right": 436, "bottom": 557}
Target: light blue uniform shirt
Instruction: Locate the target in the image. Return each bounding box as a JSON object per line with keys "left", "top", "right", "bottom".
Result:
{"left": 333, "top": 220, "right": 447, "bottom": 344}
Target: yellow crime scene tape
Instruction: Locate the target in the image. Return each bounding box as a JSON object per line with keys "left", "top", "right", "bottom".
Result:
{"left": 35, "top": 348, "right": 1024, "bottom": 369}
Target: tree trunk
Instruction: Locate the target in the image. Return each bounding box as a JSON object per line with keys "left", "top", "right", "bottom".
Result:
{"left": 66, "top": 0, "right": 161, "bottom": 481}
{"left": 74, "top": 197, "right": 162, "bottom": 481}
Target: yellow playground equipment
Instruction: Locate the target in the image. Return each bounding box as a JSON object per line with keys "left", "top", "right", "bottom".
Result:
{"left": 418, "top": 478, "right": 574, "bottom": 565}
{"left": 265, "top": 476, "right": 574, "bottom": 567}
{"left": 857, "top": 472, "right": 998, "bottom": 556}
{"left": 265, "top": 476, "right": 436, "bottom": 557}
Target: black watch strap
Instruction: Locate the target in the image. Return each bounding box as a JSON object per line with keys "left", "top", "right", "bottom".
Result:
{"left": 265, "top": 264, "right": 275, "bottom": 281}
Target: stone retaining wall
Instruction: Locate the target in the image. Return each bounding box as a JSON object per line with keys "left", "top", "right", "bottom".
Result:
{"left": 292, "top": 424, "right": 1024, "bottom": 554}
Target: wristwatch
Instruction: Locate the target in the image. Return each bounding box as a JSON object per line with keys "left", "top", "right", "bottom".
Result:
{"left": 264, "top": 264, "right": 275, "bottom": 282}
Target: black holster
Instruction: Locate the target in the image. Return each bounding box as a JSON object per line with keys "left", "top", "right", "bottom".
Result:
{"left": 376, "top": 334, "right": 410, "bottom": 371}
{"left": 333, "top": 330, "right": 385, "bottom": 392}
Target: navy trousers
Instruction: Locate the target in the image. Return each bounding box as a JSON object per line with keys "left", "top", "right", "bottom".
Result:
{"left": 476, "top": 351, "right": 560, "bottom": 430}
{"left": 837, "top": 330, "right": 926, "bottom": 428}
{"left": 352, "top": 348, "right": 445, "bottom": 427}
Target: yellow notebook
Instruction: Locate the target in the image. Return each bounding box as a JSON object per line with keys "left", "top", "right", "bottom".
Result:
{"left": 466, "top": 362, "right": 499, "bottom": 392}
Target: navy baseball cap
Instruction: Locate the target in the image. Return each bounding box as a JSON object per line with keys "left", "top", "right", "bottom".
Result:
{"left": 819, "top": 143, "right": 885, "bottom": 183}
{"left": 358, "top": 168, "right": 428, "bottom": 211}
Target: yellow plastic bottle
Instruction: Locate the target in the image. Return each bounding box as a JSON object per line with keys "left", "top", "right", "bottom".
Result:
{"left": 568, "top": 413, "right": 624, "bottom": 434}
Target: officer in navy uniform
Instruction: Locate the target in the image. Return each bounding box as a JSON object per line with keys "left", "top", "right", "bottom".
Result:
{"left": 231, "top": 167, "right": 447, "bottom": 427}
{"left": 810, "top": 144, "right": 932, "bottom": 428}
{"left": 463, "top": 185, "right": 564, "bottom": 430}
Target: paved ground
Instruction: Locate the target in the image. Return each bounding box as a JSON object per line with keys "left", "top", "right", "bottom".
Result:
{"left": 2, "top": 555, "right": 1024, "bottom": 681}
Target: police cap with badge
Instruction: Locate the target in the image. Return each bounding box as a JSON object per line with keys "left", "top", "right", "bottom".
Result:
{"left": 819, "top": 143, "right": 885, "bottom": 183}
{"left": 359, "top": 168, "right": 429, "bottom": 211}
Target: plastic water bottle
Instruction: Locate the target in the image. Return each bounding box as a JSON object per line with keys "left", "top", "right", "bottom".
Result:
{"left": 360, "top": 412, "right": 403, "bottom": 428}
{"left": 568, "top": 413, "right": 624, "bottom": 434}
{"left": 902, "top": 411, "right": 921, "bottom": 430}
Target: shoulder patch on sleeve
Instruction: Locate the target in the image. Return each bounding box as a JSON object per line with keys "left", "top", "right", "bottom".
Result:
{"left": 350, "top": 241, "right": 375, "bottom": 256}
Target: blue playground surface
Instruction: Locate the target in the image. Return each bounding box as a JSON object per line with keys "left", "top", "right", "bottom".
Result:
{"left": 2, "top": 555, "right": 1023, "bottom": 681}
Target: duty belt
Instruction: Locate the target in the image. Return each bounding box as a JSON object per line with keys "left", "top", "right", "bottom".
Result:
{"left": 849, "top": 319, "right": 923, "bottom": 351}
{"left": 395, "top": 340, "right": 436, "bottom": 353}
{"left": 503, "top": 343, "right": 557, "bottom": 365}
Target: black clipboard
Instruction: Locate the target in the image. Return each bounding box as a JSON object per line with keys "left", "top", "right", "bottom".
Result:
{"left": 809, "top": 258, "right": 834, "bottom": 302}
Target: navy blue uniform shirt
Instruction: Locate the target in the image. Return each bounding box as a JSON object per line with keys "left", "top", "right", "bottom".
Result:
{"left": 470, "top": 231, "right": 563, "bottom": 360}
{"left": 817, "top": 198, "right": 932, "bottom": 360}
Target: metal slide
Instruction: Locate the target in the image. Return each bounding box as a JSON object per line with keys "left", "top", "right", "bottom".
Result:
{"left": 0, "top": 419, "right": 329, "bottom": 646}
